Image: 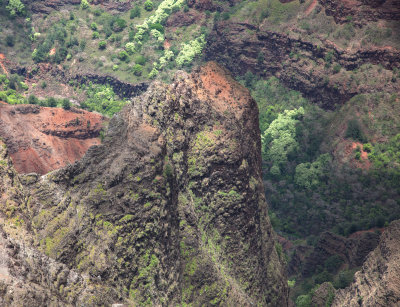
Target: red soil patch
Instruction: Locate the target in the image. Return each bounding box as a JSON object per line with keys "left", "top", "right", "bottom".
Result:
{"left": 305, "top": 0, "right": 317, "bottom": 16}
{"left": 0, "top": 104, "right": 106, "bottom": 175}
{"left": 164, "top": 40, "right": 171, "bottom": 50}
{"left": 0, "top": 53, "right": 9, "bottom": 76}
{"left": 195, "top": 62, "right": 254, "bottom": 118}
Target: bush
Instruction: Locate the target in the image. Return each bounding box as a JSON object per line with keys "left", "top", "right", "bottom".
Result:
{"left": 363, "top": 143, "right": 372, "bottom": 153}
{"left": 92, "top": 31, "right": 100, "bottom": 39}
{"left": 28, "top": 94, "right": 39, "bottom": 105}
{"left": 90, "top": 22, "right": 98, "bottom": 31}
{"left": 118, "top": 50, "right": 129, "bottom": 61}
{"left": 334, "top": 270, "right": 355, "bottom": 289}
{"left": 98, "top": 41, "right": 107, "bottom": 50}
{"left": 144, "top": 0, "right": 153, "bottom": 11}
{"left": 46, "top": 97, "right": 57, "bottom": 107}
{"left": 41, "top": 81, "right": 47, "bottom": 89}
{"left": 80, "top": 0, "right": 89, "bottom": 9}
{"left": 125, "top": 42, "right": 135, "bottom": 54}
{"left": 132, "top": 64, "right": 143, "bottom": 76}
{"left": 112, "top": 18, "right": 127, "bottom": 32}
{"left": 62, "top": 98, "right": 71, "bottom": 110}
{"left": 134, "top": 54, "right": 146, "bottom": 65}
{"left": 6, "top": 35, "right": 15, "bottom": 47}
{"left": 6, "top": 0, "right": 25, "bottom": 16}
{"left": 345, "top": 118, "right": 367, "bottom": 142}
{"left": 130, "top": 6, "right": 141, "bottom": 19}
{"left": 333, "top": 64, "right": 341, "bottom": 74}
{"left": 149, "top": 23, "right": 164, "bottom": 33}
{"left": 324, "top": 255, "right": 344, "bottom": 273}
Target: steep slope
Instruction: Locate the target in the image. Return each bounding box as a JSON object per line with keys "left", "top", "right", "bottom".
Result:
{"left": 332, "top": 220, "right": 400, "bottom": 306}
{"left": 0, "top": 104, "right": 105, "bottom": 174}
{"left": 0, "top": 62, "right": 288, "bottom": 306}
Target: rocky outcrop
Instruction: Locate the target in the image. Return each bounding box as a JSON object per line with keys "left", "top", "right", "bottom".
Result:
{"left": 0, "top": 63, "right": 288, "bottom": 306}
{"left": 29, "top": 0, "right": 133, "bottom": 14}
{"left": 9, "top": 64, "right": 149, "bottom": 100}
{"left": 332, "top": 220, "right": 400, "bottom": 306}
{"left": 319, "top": 0, "right": 400, "bottom": 25}
{"left": 301, "top": 231, "right": 380, "bottom": 277}
{"left": 0, "top": 104, "right": 105, "bottom": 174}
{"left": 206, "top": 21, "right": 400, "bottom": 108}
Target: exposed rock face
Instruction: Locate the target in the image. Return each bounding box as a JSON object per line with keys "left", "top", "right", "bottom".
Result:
{"left": 0, "top": 104, "right": 105, "bottom": 175}
{"left": 206, "top": 21, "right": 400, "bottom": 108}
{"left": 0, "top": 63, "right": 288, "bottom": 306}
{"left": 319, "top": 0, "right": 400, "bottom": 24}
{"left": 29, "top": 0, "right": 132, "bottom": 14}
{"left": 333, "top": 220, "right": 400, "bottom": 306}
{"left": 311, "top": 282, "right": 335, "bottom": 307}
{"left": 301, "top": 231, "right": 380, "bottom": 277}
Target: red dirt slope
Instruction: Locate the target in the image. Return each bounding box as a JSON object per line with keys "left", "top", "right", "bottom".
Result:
{"left": 0, "top": 104, "right": 106, "bottom": 175}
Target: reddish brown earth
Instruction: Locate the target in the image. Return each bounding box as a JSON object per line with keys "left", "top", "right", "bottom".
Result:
{"left": 0, "top": 104, "right": 106, "bottom": 175}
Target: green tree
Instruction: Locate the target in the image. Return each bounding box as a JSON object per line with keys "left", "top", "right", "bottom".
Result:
{"left": 62, "top": 98, "right": 71, "bottom": 110}
{"left": 28, "top": 94, "right": 39, "bottom": 105}
{"left": 46, "top": 97, "right": 57, "bottom": 107}
{"left": 130, "top": 6, "right": 141, "bottom": 19}
{"left": 98, "top": 41, "right": 107, "bottom": 50}
{"left": 144, "top": 0, "right": 153, "bottom": 11}
{"left": 262, "top": 107, "right": 305, "bottom": 173}
{"left": 132, "top": 64, "right": 143, "bottom": 76}
{"left": 6, "top": 0, "right": 25, "bottom": 16}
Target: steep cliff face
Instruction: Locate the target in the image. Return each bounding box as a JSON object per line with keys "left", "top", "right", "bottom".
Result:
{"left": 0, "top": 104, "right": 105, "bottom": 175}
{"left": 0, "top": 63, "right": 288, "bottom": 306}
{"left": 206, "top": 20, "right": 400, "bottom": 108}
{"left": 332, "top": 220, "right": 400, "bottom": 306}
{"left": 319, "top": 0, "right": 400, "bottom": 24}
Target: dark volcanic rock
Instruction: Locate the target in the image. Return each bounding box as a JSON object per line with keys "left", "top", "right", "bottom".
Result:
{"left": 206, "top": 20, "right": 400, "bottom": 109}
{"left": 333, "top": 221, "right": 400, "bottom": 306}
{"left": 319, "top": 0, "right": 400, "bottom": 25}
{"left": 302, "top": 231, "right": 380, "bottom": 277}
{"left": 0, "top": 63, "right": 288, "bottom": 306}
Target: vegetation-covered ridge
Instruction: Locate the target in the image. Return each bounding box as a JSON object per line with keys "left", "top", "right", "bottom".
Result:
{"left": 0, "top": 62, "right": 288, "bottom": 306}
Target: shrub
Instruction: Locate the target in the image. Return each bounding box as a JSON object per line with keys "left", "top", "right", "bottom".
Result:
{"left": 333, "top": 64, "right": 341, "bottom": 74}
{"left": 363, "top": 143, "right": 372, "bottom": 153}
{"left": 149, "top": 23, "right": 164, "bottom": 33}
{"left": 112, "top": 18, "right": 127, "bottom": 32}
{"left": 90, "top": 22, "right": 98, "bottom": 31}
{"left": 118, "top": 50, "right": 129, "bottom": 61}
{"left": 324, "top": 255, "right": 344, "bottom": 273}
{"left": 6, "top": 0, "right": 25, "bottom": 16}
{"left": 130, "top": 6, "right": 141, "bottom": 19}
{"left": 144, "top": 0, "right": 153, "bottom": 11}
{"left": 345, "top": 118, "right": 367, "bottom": 142}
{"left": 80, "top": 0, "right": 89, "bottom": 9}
{"left": 6, "top": 35, "right": 15, "bottom": 47}
{"left": 92, "top": 31, "right": 100, "bottom": 39}
{"left": 28, "top": 94, "right": 39, "bottom": 105}
{"left": 93, "top": 8, "right": 103, "bottom": 16}
{"left": 125, "top": 42, "right": 135, "bottom": 54}
{"left": 134, "top": 54, "right": 146, "bottom": 65}
{"left": 62, "top": 98, "right": 71, "bottom": 110}
{"left": 46, "top": 97, "right": 57, "bottom": 107}
{"left": 132, "top": 64, "right": 143, "bottom": 76}
{"left": 41, "top": 81, "right": 47, "bottom": 89}
{"left": 98, "top": 41, "right": 107, "bottom": 50}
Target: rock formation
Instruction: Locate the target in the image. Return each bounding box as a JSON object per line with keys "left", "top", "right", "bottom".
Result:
{"left": 0, "top": 63, "right": 288, "bottom": 306}
{"left": 0, "top": 104, "right": 105, "bottom": 175}
{"left": 333, "top": 220, "right": 400, "bottom": 306}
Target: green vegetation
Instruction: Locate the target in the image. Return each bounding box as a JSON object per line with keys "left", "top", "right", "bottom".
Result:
{"left": 241, "top": 75, "right": 400, "bottom": 241}
{"left": 78, "top": 82, "right": 128, "bottom": 117}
